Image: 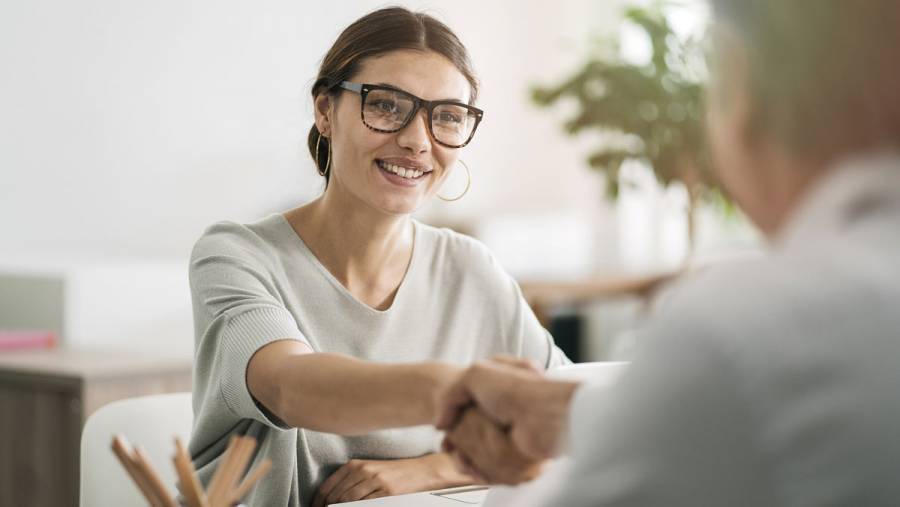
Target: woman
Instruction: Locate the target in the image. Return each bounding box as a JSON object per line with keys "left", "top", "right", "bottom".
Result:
{"left": 188, "top": 7, "right": 569, "bottom": 507}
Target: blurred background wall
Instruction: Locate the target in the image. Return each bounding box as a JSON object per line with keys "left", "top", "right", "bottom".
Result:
{"left": 0, "top": 0, "right": 751, "bottom": 357}
{"left": 1, "top": 0, "right": 618, "bottom": 260}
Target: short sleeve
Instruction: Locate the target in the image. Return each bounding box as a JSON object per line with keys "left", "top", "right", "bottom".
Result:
{"left": 190, "top": 224, "right": 309, "bottom": 428}
{"left": 467, "top": 237, "right": 572, "bottom": 370}
{"left": 509, "top": 279, "right": 572, "bottom": 370}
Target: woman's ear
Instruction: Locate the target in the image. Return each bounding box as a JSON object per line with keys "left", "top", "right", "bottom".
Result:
{"left": 314, "top": 93, "right": 334, "bottom": 137}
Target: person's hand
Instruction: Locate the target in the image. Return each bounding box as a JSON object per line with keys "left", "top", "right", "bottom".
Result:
{"left": 311, "top": 453, "right": 476, "bottom": 506}
{"left": 435, "top": 356, "right": 579, "bottom": 461}
{"left": 443, "top": 406, "right": 545, "bottom": 485}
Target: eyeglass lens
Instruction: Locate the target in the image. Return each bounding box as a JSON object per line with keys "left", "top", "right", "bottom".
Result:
{"left": 362, "top": 88, "right": 477, "bottom": 147}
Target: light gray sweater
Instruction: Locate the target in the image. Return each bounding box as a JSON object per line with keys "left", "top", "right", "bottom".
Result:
{"left": 187, "top": 214, "right": 569, "bottom": 507}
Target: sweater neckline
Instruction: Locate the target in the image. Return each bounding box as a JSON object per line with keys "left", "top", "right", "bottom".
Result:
{"left": 272, "top": 213, "right": 420, "bottom": 316}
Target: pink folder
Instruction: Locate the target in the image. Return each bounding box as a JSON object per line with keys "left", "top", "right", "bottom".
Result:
{"left": 0, "top": 331, "right": 57, "bottom": 350}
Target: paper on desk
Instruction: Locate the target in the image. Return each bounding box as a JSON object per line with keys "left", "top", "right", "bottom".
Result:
{"left": 480, "top": 459, "right": 570, "bottom": 507}
{"left": 431, "top": 486, "right": 490, "bottom": 504}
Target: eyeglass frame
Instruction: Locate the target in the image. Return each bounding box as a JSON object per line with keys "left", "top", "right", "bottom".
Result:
{"left": 333, "top": 81, "right": 484, "bottom": 148}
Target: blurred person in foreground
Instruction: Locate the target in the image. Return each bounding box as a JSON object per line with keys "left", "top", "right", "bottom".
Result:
{"left": 436, "top": 1, "right": 900, "bottom": 505}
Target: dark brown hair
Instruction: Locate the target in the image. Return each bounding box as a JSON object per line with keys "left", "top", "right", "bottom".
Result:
{"left": 307, "top": 7, "right": 479, "bottom": 184}
{"left": 710, "top": 0, "right": 900, "bottom": 160}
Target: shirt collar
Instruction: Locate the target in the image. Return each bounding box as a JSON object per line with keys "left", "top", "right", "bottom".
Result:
{"left": 777, "top": 150, "right": 900, "bottom": 250}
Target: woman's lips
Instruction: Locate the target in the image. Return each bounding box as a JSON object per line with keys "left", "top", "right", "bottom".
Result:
{"left": 375, "top": 159, "right": 430, "bottom": 188}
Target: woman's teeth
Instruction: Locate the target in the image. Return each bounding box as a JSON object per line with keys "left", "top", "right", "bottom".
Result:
{"left": 379, "top": 161, "right": 424, "bottom": 179}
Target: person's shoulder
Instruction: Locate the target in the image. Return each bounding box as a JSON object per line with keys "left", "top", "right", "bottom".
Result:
{"left": 415, "top": 221, "right": 499, "bottom": 271}
{"left": 623, "top": 256, "right": 795, "bottom": 394}
{"left": 191, "top": 214, "right": 286, "bottom": 263}
{"left": 660, "top": 254, "right": 787, "bottom": 315}
{"left": 647, "top": 251, "right": 851, "bottom": 352}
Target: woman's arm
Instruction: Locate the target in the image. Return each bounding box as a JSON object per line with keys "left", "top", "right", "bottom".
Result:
{"left": 247, "top": 339, "right": 460, "bottom": 435}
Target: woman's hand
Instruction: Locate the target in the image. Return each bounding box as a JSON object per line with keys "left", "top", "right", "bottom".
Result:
{"left": 443, "top": 406, "right": 546, "bottom": 485}
{"left": 435, "top": 357, "right": 576, "bottom": 462}
{"left": 311, "top": 452, "right": 478, "bottom": 506}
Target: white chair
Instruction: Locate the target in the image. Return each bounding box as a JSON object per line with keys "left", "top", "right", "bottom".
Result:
{"left": 80, "top": 392, "right": 193, "bottom": 507}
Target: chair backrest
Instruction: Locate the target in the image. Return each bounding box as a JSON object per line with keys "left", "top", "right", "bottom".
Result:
{"left": 80, "top": 392, "right": 193, "bottom": 507}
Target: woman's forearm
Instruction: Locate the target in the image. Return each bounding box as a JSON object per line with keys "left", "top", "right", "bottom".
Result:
{"left": 272, "top": 352, "right": 461, "bottom": 434}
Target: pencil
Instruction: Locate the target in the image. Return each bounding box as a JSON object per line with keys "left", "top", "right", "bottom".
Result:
{"left": 173, "top": 437, "right": 209, "bottom": 507}
{"left": 225, "top": 437, "right": 256, "bottom": 495}
{"left": 215, "top": 436, "right": 255, "bottom": 505}
{"left": 205, "top": 435, "right": 238, "bottom": 503}
{"left": 230, "top": 458, "right": 272, "bottom": 504}
{"left": 133, "top": 446, "right": 179, "bottom": 507}
{"left": 112, "top": 435, "right": 164, "bottom": 507}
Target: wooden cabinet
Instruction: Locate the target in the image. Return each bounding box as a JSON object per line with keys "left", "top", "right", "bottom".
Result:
{"left": 0, "top": 348, "right": 192, "bottom": 507}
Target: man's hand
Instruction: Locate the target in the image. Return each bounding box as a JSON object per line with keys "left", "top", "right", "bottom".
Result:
{"left": 435, "top": 357, "right": 579, "bottom": 461}
{"left": 443, "top": 406, "right": 545, "bottom": 485}
{"left": 311, "top": 453, "right": 475, "bottom": 507}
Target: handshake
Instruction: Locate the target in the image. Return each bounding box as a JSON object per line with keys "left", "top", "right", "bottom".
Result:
{"left": 433, "top": 357, "right": 580, "bottom": 485}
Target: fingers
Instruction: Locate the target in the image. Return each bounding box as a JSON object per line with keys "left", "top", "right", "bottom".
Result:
{"left": 335, "top": 477, "right": 380, "bottom": 504}
{"left": 509, "top": 379, "right": 579, "bottom": 460}
{"left": 312, "top": 465, "right": 348, "bottom": 507}
{"left": 444, "top": 436, "right": 488, "bottom": 482}
{"left": 312, "top": 461, "right": 364, "bottom": 507}
{"left": 510, "top": 424, "right": 547, "bottom": 462}
{"left": 441, "top": 435, "right": 456, "bottom": 454}
{"left": 434, "top": 368, "right": 477, "bottom": 430}
{"left": 436, "top": 360, "right": 534, "bottom": 430}
{"left": 449, "top": 449, "right": 488, "bottom": 484}
{"left": 446, "top": 408, "right": 544, "bottom": 485}
{"left": 490, "top": 355, "right": 542, "bottom": 374}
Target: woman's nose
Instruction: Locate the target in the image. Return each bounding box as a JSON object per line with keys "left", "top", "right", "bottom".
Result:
{"left": 396, "top": 109, "right": 431, "bottom": 153}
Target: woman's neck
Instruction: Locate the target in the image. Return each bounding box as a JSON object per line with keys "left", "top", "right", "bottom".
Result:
{"left": 285, "top": 187, "right": 415, "bottom": 306}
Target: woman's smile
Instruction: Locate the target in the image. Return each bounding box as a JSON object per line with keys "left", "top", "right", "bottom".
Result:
{"left": 375, "top": 158, "right": 433, "bottom": 188}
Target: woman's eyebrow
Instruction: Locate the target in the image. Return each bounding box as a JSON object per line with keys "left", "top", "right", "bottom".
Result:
{"left": 372, "top": 82, "right": 467, "bottom": 103}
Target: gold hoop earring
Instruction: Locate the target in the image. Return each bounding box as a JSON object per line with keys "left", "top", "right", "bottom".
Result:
{"left": 438, "top": 159, "right": 471, "bottom": 202}
{"left": 315, "top": 133, "right": 331, "bottom": 177}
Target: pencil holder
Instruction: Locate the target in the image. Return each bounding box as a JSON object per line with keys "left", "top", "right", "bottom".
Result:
{"left": 111, "top": 434, "right": 272, "bottom": 507}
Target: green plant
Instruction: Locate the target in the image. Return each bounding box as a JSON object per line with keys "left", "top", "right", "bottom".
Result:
{"left": 532, "top": 2, "right": 720, "bottom": 243}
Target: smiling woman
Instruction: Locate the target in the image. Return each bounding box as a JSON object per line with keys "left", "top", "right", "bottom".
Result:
{"left": 185, "top": 7, "right": 569, "bottom": 507}
{"left": 310, "top": 49, "right": 478, "bottom": 216}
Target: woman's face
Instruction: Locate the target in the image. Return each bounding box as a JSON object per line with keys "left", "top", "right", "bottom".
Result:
{"left": 315, "top": 50, "right": 473, "bottom": 217}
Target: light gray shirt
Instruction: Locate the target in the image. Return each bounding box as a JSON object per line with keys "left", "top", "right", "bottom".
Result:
{"left": 187, "top": 214, "right": 569, "bottom": 507}
{"left": 551, "top": 152, "right": 900, "bottom": 506}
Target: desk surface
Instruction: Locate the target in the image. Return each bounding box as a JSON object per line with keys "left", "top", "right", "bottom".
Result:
{"left": 519, "top": 271, "right": 676, "bottom": 305}
{"left": 335, "top": 486, "right": 489, "bottom": 506}
{"left": 0, "top": 347, "right": 192, "bottom": 380}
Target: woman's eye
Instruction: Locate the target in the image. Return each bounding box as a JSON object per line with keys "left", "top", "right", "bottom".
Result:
{"left": 437, "top": 112, "right": 463, "bottom": 124}
{"left": 373, "top": 100, "right": 398, "bottom": 113}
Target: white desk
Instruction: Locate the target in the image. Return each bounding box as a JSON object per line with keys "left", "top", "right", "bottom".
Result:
{"left": 333, "top": 486, "right": 489, "bottom": 506}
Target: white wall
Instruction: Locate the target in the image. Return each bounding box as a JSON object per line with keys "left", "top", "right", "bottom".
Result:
{"left": 2, "top": 1, "right": 753, "bottom": 358}
{"left": 0, "top": 0, "right": 623, "bottom": 266}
